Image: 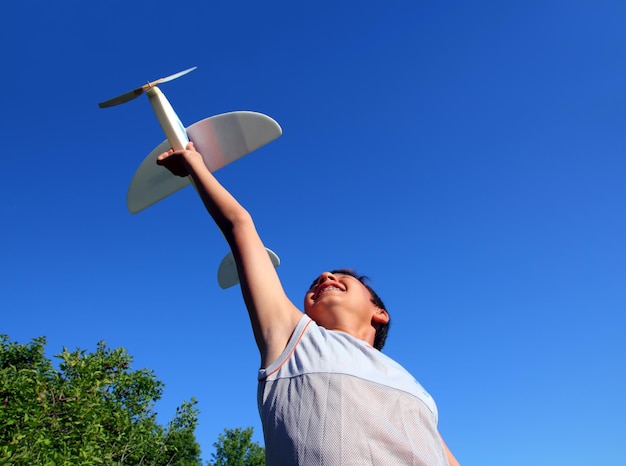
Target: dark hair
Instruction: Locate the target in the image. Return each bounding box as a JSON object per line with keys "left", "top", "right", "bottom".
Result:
{"left": 310, "top": 268, "right": 390, "bottom": 350}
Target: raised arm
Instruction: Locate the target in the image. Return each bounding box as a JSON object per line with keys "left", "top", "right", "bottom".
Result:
{"left": 157, "top": 142, "right": 302, "bottom": 367}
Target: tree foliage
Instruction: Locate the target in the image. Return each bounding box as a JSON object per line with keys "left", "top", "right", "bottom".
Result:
{"left": 0, "top": 335, "right": 201, "bottom": 465}
{"left": 208, "top": 427, "right": 265, "bottom": 466}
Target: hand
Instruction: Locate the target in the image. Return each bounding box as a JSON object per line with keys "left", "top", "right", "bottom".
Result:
{"left": 156, "top": 141, "right": 203, "bottom": 177}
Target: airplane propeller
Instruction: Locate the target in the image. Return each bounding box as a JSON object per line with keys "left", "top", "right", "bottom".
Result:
{"left": 98, "top": 66, "right": 197, "bottom": 108}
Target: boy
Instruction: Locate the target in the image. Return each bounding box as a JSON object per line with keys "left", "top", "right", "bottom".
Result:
{"left": 158, "top": 143, "right": 459, "bottom": 465}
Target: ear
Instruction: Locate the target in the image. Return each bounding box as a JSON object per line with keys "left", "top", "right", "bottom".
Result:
{"left": 371, "top": 306, "right": 389, "bottom": 325}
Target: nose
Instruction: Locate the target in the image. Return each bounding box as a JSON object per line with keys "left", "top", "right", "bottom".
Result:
{"left": 317, "top": 272, "right": 336, "bottom": 285}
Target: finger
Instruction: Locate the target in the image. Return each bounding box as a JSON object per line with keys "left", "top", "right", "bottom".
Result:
{"left": 156, "top": 148, "right": 175, "bottom": 161}
{"left": 187, "top": 141, "right": 195, "bottom": 151}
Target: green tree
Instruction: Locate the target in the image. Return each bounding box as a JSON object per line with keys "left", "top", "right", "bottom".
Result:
{"left": 0, "top": 335, "right": 201, "bottom": 465}
{"left": 208, "top": 427, "right": 265, "bottom": 466}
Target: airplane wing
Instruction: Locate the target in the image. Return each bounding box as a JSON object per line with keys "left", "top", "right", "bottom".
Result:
{"left": 126, "top": 111, "right": 282, "bottom": 214}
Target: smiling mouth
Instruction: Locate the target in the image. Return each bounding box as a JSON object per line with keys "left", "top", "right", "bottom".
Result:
{"left": 314, "top": 285, "right": 344, "bottom": 302}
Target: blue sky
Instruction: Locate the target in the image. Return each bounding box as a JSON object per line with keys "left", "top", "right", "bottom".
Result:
{"left": 2, "top": 1, "right": 625, "bottom": 464}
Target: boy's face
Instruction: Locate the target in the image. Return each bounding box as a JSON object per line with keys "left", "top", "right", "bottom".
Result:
{"left": 303, "top": 271, "right": 388, "bottom": 332}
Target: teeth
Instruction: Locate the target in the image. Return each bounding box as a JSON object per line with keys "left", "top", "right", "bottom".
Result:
{"left": 316, "top": 286, "right": 342, "bottom": 299}
{"left": 321, "top": 286, "right": 341, "bottom": 293}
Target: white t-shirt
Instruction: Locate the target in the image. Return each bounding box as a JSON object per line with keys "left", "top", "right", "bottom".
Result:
{"left": 258, "top": 315, "right": 449, "bottom": 465}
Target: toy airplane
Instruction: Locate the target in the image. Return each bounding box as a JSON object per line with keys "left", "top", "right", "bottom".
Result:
{"left": 98, "top": 67, "right": 281, "bottom": 289}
